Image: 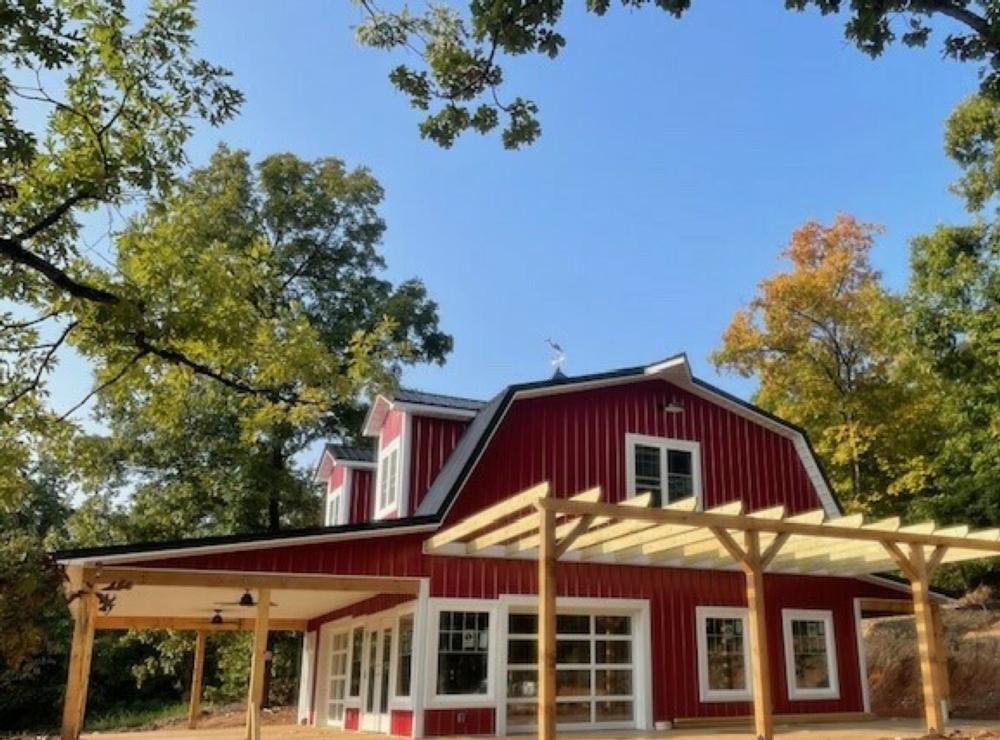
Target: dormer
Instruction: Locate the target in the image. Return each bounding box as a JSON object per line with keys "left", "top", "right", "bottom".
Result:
{"left": 312, "top": 444, "right": 376, "bottom": 526}
{"left": 362, "top": 388, "right": 484, "bottom": 520}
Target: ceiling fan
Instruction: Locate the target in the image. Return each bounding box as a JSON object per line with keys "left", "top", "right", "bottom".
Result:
{"left": 213, "top": 590, "right": 278, "bottom": 608}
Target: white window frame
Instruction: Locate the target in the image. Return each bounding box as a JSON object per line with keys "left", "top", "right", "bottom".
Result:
{"left": 326, "top": 482, "right": 344, "bottom": 527}
{"left": 624, "top": 433, "right": 702, "bottom": 507}
{"left": 781, "top": 608, "right": 840, "bottom": 701}
{"left": 696, "top": 605, "right": 753, "bottom": 703}
{"left": 424, "top": 598, "right": 500, "bottom": 709}
{"left": 375, "top": 438, "right": 402, "bottom": 519}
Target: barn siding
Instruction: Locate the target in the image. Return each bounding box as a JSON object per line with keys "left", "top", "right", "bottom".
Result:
{"left": 424, "top": 707, "right": 495, "bottom": 736}
{"left": 328, "top": 465, "right": 346, "bottom": 492}
{"left": 408, "top": 415, "right": 468, "bottom": 515}
{"left": 390, "top": 710, "right": 414, "bottom": 736}
{"left": 349, "top": 469, "right": 375, "bottom": 524}
{"left": 446, "top": 379, "right": 822, "bottom": 524}
{"left": 381, "top": 409, "right": 405, "bottom": 446}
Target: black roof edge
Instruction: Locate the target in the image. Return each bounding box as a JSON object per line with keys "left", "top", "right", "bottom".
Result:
{"left": 53, "top": 515, "right": 439, "bottom": 561}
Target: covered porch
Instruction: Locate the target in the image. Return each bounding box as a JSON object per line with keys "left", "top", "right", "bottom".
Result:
{"left": 60, "top": 565, "right": 422, "bottom": 740}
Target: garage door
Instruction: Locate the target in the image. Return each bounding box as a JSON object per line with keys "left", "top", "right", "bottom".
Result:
{"left": 505, "top": 611, "right": 635, "bottom": 732}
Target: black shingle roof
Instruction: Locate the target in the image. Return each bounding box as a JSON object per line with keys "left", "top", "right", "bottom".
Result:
{"left": 324, "top": 443, "right": 375, "bottom": 463}
{"left": 394, "top": 387, "right": 485, "bottom": 412}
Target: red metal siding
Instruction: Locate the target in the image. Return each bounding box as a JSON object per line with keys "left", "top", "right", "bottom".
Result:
{"left": 344, "top": 708, "right": 359, "bottom": 730}
{"left": 309, "top": 594, "right": 415, "bottom": 631}
{"left": 328, "top": 464, "right": 346, "bottom": 492}
{"left": 427, "top": 555, "right": 900, "bottom": 722}
{"left": 408, "top": 415, "right": 468, "bottom": 514}
{"left": 381, "top": 409, "right": 404, "bottom": 446}
{"left": 424, "top": 708, "right": 495, "bottom": 736}
{"left": 348, "top": 469, "right": 374, "bottom": 524}
{"left": 447, "top": 379, "right": 822, "bottom": 523}
{"left": 390, "top": 710, "right": 414, "bottom": 737}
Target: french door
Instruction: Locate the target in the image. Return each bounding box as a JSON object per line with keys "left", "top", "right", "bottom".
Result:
{"left": 324, "top": 631, "right": 349, "bottom": 725}
{"left": 361, "top": 621, "right": 394, "bottom": 732}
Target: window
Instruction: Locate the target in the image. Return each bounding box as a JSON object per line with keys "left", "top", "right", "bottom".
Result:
{"left": 782, "top": 609, "right": 839, "bottom": 700}
{"left": 377, "top": 440, "right": 400, "bottom": 515}
{"left": 625, "top": 434, "right": 700, "bottom": 507}
{"left": 326, "top": 485, "right": 343, "bottom": 526}
{"left": 437, "top": 610, "right": 490, "bottom": 696}
{"left": 348, "top": 627, "right": 363, "bottom": 697}
{"left": 326, "top": 631, "right": 349, "bottom": 723}
{"left": 396, "top": 613, "right": 414, "bottom": 697}
{"left": 506, "top": 612, "right": 635, "bottom": 729}
{"left": 696, "top": 606, "right": 752, "bottom": 702}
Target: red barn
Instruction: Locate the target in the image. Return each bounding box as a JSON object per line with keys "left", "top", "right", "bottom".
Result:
{"left": 56, "top": 354, "right": 949, "bottom": 739}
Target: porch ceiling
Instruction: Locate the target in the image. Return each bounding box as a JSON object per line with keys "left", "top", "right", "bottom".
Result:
{"left": 424, "top": 482, "right": 1000, "bottom": 578}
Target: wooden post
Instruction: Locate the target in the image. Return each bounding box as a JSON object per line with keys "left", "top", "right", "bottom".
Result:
{"left": 743, "top": 531, "right": 774, "bottom": 740}
{"left": 537, "top": 507, "right": 557, "bottom": 740}
{"left": 61, "top": 569, "right": 97, "bottom": 740}
{"left": 909, "top": 546, "right": 945, "bottom": 735}
{"left": 188, "top": 630, "right": 207, "bottom": 729}
{"left": 246, "top": 589, "right": 271, "bottom": 740}
{"left": 930, "top": 603, "right": 950, "bottom": 717}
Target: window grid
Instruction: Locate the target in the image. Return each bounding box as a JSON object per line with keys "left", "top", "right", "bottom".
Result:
{"left": 326, "top": 631, "right": 349, "bottom": 723}
{"left": 626, "top": 435, "right": 699, "bottom": 507}
{"left": 436, "top": 610, "right": 490, "bottom": 696}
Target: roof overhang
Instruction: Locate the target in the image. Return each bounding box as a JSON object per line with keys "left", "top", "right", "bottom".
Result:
{"left": 313, "top": 447, "right": 376, "bottom": 483}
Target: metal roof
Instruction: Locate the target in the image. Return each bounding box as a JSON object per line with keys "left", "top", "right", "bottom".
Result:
{"left": 393, "top": 387, "right": 486, "bottom": 411}
{"left": 323, "top": 443, "right": 375, "bottom": 463}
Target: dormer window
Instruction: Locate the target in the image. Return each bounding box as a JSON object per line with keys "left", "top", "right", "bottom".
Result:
{"left": 376, "top": 438, "right": 401, "bottom": 517}
{"left": 625, "top": 433, "right": 701, "bottom": 507}
{"left": 326, "top": 484, "right": 343, "bottom": 526}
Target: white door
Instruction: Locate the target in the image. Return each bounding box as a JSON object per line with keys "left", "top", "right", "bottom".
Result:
{"left": 324, "top": 631, "right": 349, "bottom": 725}
{"left": 360, "top": 623, "right": 393, "bottom": 732}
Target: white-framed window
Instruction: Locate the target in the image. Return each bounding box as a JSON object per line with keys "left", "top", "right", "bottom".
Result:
{"left": 504, "top": 611, "right": 635, "bottom": 730}
{"left": 696, "top": 606, "right": 752, "bottom": 703}
{"left": 326, "top": 484, "right": 344, "bottom": 527}
{"left": 782, "top": 609, "right": 839, "bottom": 700}
{"left": 326, "top": 630, "right": 350, "bottom": 724}
{"left": 376, "top": 438, "right": 401, "bottom": 517}
{"left": 425, "top": 599, "right": 499, "bottom": 707}
{"left": 396, "top": 612, "right": 414, "bottom": 697}
{"left": 348, "top": 625, "right": 364, "bottom": 698}
{"left": 625, "top": 433, "right": 701, "bottom": 507}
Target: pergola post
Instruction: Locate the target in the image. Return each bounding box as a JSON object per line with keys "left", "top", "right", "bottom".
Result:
{"left": 744, "top": 531, "right": 774, "bottom": 740}
{"left": 246, "top": 589, "right": 271, "bottom": 740}
{"left": 930, "top": 602, "right": 950, "bottom": 718}
{"left": 909, "top": 546, "right": 946, "bottom": 735}
{"left": 188, "top": 630, "right": 207, "bottom": 729}
{"left": 61, "top": 568, "right": 97, "bottom": 740}
{"left": 537, "top": 506, "right": 557, "bottom": 740}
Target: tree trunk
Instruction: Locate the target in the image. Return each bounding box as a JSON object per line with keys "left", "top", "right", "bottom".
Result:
{"left": 261, "top": 440, "right": 284, "bottom": 709}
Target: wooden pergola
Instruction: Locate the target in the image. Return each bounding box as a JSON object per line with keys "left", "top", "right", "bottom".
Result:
{"left": 425, "top": 482, "right": 1000, "bottom": 740}
{"left": 60, "top": 566, "right": 420, "bottom": 740}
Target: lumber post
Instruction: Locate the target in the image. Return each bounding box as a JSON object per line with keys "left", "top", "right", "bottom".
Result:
{"left": 930, "top": 603, "right": 950, "bottom": 717}
{"left": 61, "top": 567, "right": 97, "bottom": 740}
{"left": 537, "top": 506, "right": 557, "bottom": 740}
{"left": 245, "top": 589, "right": 271, "bottom": 740}
{"left": 188, "top": 630, "right": 207, "bottom": 729}
{"left": 744, "top": 531, "right": 774, "bottom": 740}
{"left": 908, "top": 545, "right": 946, "bottom": 735}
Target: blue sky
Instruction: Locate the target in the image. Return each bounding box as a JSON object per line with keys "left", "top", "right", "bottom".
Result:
{"left": 51, "top": 1, "right": 983, "bottom": 431}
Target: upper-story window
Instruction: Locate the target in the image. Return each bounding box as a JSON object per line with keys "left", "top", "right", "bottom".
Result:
{"left": 376, "top": 438, "right": 401, "bottom": 516}
{"left": 624, "top": 433, "right": 701, "bottom": 507}
{"left": 326, "top": 483, "right": 343, "bottom": 526}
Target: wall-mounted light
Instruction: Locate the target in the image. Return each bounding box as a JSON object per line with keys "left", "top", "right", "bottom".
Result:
{"left": 659, "top": 397, "right": 685, "bottom": 414}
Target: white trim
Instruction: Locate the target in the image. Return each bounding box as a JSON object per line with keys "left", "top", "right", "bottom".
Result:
{"left": 781, "top": 608, "right": 840, "bottom": 701}
{"left": 853, "top": 599, "right": 871, "bottom": 713}
{"left": 624, "top": 433, "right": 703, "bottom": 508}
{"left": 424, "top": 598, "right": 500, "bottom": 709}
{"left": 695, "top": 605, "right": 753, "bottom": 703}
{"left": 399, "top": 413, "right": 413, "bottom": 518}
{"left": 362, "top": 395, "right": 393, "bottom": 438}
{"left": 298, "top": 630, "right": 317, "bottom": 723}
{"left": 375, "top": 437, "right": 403, "bottom": 520}
{"left": 393, "top": 400, "right": 479, "bottom": 420}
{"left": 326, "top": 480, "right": 345, "bottom": 527}
{"left": 57, "top": 523, "right": 438, "bottom": 566}
{"left": 411, "top": 579, "right": 430, "bottom": 738}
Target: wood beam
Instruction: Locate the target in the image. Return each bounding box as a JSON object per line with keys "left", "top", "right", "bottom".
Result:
{"left": 908, "top": 545, "right": 946, "bottom": 735}
{"left": 95, "top": 616, "right": 308, "bottom": 631}
{"left": 84, "top": 567, "right": 420, "bottom": 595}
{"left": 426, "top": 482, "right": 549, "bottom": 549}
{"left": 537, "top": 507, "right": 556, "bottom": 740}
{"left": 760, "top": 533, "right": 790, "bottom": 567}
{"left": 61, "top": 568, "right": 97, "bottom": 740}
{"left": 744, "top": 532, "right": 774, "bottom": 740}
{"left": 857, "top": 598, "right": 914, "bottom": 615}
{"left": 881, "top": 542, "right": 918, "bottom": 581}
{"left": 467, "top": 487, "right": 600, "bottom": 552}
{"left": 246, "top": 589, "right": 270, "bottom": 740}
{"left": 536, "top": 498, "right": 1000, "bottom": 555}
{"left": 555, "top": 515, "right": 596, "bottom": 559}
{"left": 188, "top": 630, "right": 206, "bottom": 729}
{"left": 930, "top": 603, "right": 951, "bottom": 717}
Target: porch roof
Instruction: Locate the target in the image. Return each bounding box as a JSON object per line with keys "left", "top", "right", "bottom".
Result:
{"left": 423, "top": 482, "right": 1000, "bottom": 579}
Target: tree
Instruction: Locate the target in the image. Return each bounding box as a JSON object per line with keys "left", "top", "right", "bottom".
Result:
{"left": 712, "top": 214, "right": 941, "bottom": 514}
{"left": 357, "top": 0, "right": 1000, "bottom": 149}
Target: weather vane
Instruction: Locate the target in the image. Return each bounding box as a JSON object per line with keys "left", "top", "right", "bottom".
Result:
{"left": 546, "top": 338, "right": 566, "bottom": 374}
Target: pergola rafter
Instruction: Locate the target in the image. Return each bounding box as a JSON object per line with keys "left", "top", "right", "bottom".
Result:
{"left": 424, "top": 482, "right": 1000, "bottom": 740}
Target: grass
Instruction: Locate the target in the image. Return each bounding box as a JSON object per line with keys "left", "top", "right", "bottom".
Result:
{"left": 84, "top": 701, "right": 190, "bottom": 732}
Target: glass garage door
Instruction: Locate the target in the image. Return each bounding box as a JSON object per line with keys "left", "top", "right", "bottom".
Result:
{"left": 506, "top": 612, "right": 635, "bottom": 732}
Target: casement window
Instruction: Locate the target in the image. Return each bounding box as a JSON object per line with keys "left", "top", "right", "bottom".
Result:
{"left": 348, "top": 626, "right": 364, "bottom": 697}
{"left": 436, "top": 610, "right": 490, "bottom": 696}
{"left": 625, "top": 434, "right": 701, "bottom": 507}
{"left": 326, "top": 631, "right": 349, "bottom": 723}
{"left": 505, "top": 611, "right": 635, "bottom": 730}
{"left": 782, "top": 609, "right": 839, "bottom": 700}
{"left": 696, "top": 606, "right": 752, "bottom": 702}
{"left": 326, "top": 484, "right": 343, "bottom": 527}
{"left": 396, "top": 613, "right": 414, "bottom": 697}
{"left": 376, "top": 439, "right": 401, "bottom": 516}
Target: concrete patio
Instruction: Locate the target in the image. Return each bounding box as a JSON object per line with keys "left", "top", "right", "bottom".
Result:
{"left": 81, "top": 717, "right": 1000, "bottom": 740}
